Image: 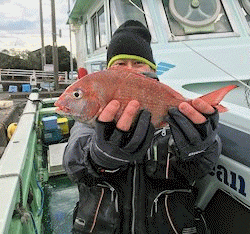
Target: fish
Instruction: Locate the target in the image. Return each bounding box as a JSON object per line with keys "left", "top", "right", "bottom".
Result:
{"left": 54, "top": 67, "right": 237, "bottom": 128}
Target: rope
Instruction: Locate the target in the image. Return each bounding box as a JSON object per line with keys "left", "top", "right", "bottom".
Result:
{"left": 15, "top": 204, "right": 39, "bottom": 234}
{"left": 26, "top": 97, "right": 45, "bottom": 105}
{"left": 129, "top": 0, "right": 147, "bottom": 15}
{"left": 178, "top": 38, "right": 250, "bottom": 90}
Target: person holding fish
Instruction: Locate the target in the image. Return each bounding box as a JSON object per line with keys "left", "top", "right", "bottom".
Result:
{"left": 59, "top": 20, "right": 226, "bottom": 233}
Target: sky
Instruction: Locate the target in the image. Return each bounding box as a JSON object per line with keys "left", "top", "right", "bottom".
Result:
{"left": 0, "top": 0, "right": 74, "bottom": 54}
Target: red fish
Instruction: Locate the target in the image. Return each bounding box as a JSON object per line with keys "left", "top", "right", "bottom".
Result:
{"left": 54, "top": 67, "right": 237, "bottom": 128}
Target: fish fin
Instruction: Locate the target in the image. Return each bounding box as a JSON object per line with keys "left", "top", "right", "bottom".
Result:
{"left": 213, "top": 104, "right": 228, "bottom": 113}
{"left": 199, "top": 85, "right": 237, "bottom": 111}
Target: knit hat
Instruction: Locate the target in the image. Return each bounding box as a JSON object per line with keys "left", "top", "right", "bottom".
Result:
{"left": 107, "top": 20, "right": 156, "bottom": 70}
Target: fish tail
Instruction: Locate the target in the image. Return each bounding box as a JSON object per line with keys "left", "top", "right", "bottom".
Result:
{"left": 199, "top": 85, "right": 238, "bottom": 112}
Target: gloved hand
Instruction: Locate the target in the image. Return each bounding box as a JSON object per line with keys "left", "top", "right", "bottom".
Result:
{"left": 90, "top": 110, "right": 155, "bottom": 169}
{"left": 167, "top": 107, "right": 221, "bottom": 161}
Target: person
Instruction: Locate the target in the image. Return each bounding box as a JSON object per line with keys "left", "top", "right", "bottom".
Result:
{"left": 63, "top": 20, "right": 221, "bottom": 234}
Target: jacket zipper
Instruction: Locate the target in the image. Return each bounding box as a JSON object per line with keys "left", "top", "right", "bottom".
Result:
{"left": 131, "top": 162, "right": 137, "bottom": 234}
{"left": 131, "top": 127, "right": 169, "bottom": 233}
{"left": 147, "top": 127, "right": 169, "bottom": 160}
{"left": 97, "top": 182, "right": 119, "bottom": 212}
{"left": 150, "top": 189, "right": 192, "bottom": 217}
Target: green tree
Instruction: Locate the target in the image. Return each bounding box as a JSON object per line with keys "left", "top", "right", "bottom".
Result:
{"left": 0, "top": 46, "right": 77, "bottom": 71}
{"left": 44, "top": 45, "right": 77, "bottom": 72}
{"left": 58, "top": 46, "right": 71, "bottom": 71}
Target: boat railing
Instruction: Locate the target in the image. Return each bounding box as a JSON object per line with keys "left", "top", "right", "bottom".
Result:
{"left": 0, "top": 68, "right": 74, "bottom": 85}
{"left": 0, "top": 92, "right": 42, "bottom": 233}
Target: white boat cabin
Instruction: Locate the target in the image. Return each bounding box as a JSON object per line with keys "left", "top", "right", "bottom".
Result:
{"left": 67, "top": 0, "right": 250, "bottom": 231}
{"left": 68, "top": 0, "right": 250, "bottom": 85}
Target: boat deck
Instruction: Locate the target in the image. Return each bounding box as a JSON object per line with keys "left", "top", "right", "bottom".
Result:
{"left": 42, "top": 175, "right": 78, "bottom": 234}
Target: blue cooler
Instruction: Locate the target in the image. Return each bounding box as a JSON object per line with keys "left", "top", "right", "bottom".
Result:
{"left": 8, "top": 85, "right": 18, "bottom": 93}
{"left": 22, "top": 84, "right": 31, "bottom": 92}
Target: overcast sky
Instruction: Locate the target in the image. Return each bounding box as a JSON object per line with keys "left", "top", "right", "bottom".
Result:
{"left": 0, "top": 0, "right": 74, "bottom": 53}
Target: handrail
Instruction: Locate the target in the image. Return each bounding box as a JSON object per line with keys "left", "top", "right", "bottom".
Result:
{"left": 0, "top": 69, "right": 76, "bottom": 85}
{"left": 0, "top": 93, "right": 40, "bottom": 233}
{"left": 0, "top": 69, "right": 67, "bottom": 77}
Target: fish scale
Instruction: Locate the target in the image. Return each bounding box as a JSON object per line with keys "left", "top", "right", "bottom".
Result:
{"left": 55, "top": 67, "right": 237, "bottom": 128}
{"left": 111, "top": 77, "right": 172, "bottom": 124}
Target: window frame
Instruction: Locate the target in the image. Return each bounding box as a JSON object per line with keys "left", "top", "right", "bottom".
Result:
{"left": 91, "top": 4, "right": 107, "bottom": 51}
{"left": 108, "top": 0, "right": 158, "bottom": 43}
{"left": 97, "top": 6, "right": 107, "bottom": 48}
{"left": 84, "top": 21, "right": 91, "bottom": 55}
{"left": 235, "top": 0, "right": 250, "bottom": 35}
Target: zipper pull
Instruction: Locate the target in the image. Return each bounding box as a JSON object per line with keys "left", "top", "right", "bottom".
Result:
{"left": 161, "top": 127, "right": 167, "bottom": 136}
{"left": 115, "top": 193, "right": 119, "bottom": 212}
{"left": 110, "top": 187, "right": 115, "bottom": 202}
{"left": 150, "top": 198, "right": 159, "bottom": 217}
{"left": 154, "top": 198, "right": 158, "bottom": 213}
{"left": 153, "top": 145, "right": 158, "bottom": 161}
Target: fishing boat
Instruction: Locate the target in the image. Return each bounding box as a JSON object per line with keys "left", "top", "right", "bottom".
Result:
{"left": 1, "top": 0, "right": 250, "bottom": 233}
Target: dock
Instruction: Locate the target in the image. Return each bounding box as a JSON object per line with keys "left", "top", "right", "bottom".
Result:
{"left": 0, "top": 68, "right": 75, "bottom": 92}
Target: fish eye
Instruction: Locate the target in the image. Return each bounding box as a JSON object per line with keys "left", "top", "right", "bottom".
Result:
{"left": 72, "top": 90, "right": 83, "bottom": 99}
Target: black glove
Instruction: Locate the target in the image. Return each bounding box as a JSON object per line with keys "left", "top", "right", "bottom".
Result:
{"left": 167, "top": 107, "right": 220, "bottom": 161}
{"left": 90, "top": 110, "right": 155, "bottom": 169}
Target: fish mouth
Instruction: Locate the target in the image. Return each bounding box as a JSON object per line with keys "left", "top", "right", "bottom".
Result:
{"left": 55, "top": 106, "right": 85, "bottom": 119}
{"left": 54, "top": 99, "right": 71, "bottom": 113}
{"left": 55, "top": 105, "right": 71, "bottom": 113}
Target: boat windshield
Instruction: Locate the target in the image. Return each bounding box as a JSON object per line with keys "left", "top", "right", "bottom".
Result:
{"left": 110, "top": 0, "right": 147, "bottom": 35}
{"left": 162, "top": 0, "right": 233, "bottom": 37}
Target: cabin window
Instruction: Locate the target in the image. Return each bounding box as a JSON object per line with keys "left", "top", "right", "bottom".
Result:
{"left": 109, "top": 0, "right": 147, "bottom": 35}
{"left": 91, "top": 6, "right": 107, "bottom": 50}
{"left": 239, "top": 0, "right": 250, "bottom": 28}
{"left": 162, "top": 0, "right": 234, "bottom": 39}
{"left": 91, "top": 62, "right": 107, "bottom": 73}
{"left": 98, "top": 7, "right": 106, "bottom": 47}
{"left": 84, "top": 21, "right": 91, "bottom": 54}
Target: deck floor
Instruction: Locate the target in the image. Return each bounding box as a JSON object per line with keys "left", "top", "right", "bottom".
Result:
{"left": 42, "top": 175, "right": 79, "bottom": 234}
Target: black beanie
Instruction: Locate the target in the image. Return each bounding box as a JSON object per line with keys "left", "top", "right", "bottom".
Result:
{"left": 107, "top": 20, "right": 156, "bottom": 70}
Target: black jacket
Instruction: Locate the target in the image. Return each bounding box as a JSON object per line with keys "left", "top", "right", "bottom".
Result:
{"left": 63, "top": 122, "right": 219, "bottom": 233}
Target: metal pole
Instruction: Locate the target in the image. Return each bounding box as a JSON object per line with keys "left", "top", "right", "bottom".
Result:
{"left": 51, "top": 0, "right": 59, "bottom": 90}
{"left": 68, "top": 0, "right": 74, "bottom": 80}
{"left": 39, "top": 0, "right": 46, "bottom": 70}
